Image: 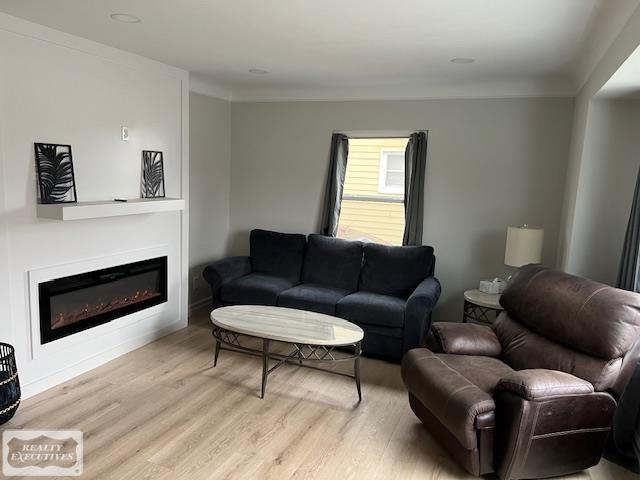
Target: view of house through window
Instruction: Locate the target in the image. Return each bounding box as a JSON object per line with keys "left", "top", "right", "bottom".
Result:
{"left": 337, "top": 137, "right": 408, "bottom": 245}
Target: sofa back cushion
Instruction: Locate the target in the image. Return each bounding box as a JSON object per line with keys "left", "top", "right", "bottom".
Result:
{"left": 302, "top": 234, "right": 363, "bottom": 291}
{"left": 360, "top": 243, "right": 434, "bottom": 297}
{"left": 250, "top": 229, "right": 306, "bottom": 283}
{"left": 500, "top": 265, "right": 640, "bottom": 360}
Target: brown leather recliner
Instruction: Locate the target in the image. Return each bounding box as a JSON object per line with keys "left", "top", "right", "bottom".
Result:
{"left": 401, "top": 265, "right": 640, "bottom": 479}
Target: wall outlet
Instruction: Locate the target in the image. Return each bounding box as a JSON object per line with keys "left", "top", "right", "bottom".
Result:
{"left": 121, "top": 126, "right": 130, "bottom": 141}
{"left": 192, "top": 276, "right": 200, "bottom": 292}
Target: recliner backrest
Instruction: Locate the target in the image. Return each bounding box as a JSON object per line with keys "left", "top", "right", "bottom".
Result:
{"left": 494, "top": 265, "right": 640, "bottom": 393}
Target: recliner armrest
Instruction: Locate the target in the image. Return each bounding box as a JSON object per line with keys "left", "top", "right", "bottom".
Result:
{"left": 498, "top": 369, "right": 594, "bottom": 400}
{"left": 202, "top": 256, "right": 251, "bottom": 307}
{"left": 427, "top": 322, "right": 501, "bottom": 357}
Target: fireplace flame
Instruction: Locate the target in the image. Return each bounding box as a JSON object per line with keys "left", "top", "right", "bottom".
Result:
{"left": 51, "top": 289, "right": 160, "bottom": 330}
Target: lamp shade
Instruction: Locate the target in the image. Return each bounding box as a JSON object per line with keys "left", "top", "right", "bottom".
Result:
{"left": 504, "top": 225, "right": 544, "bottom": 267}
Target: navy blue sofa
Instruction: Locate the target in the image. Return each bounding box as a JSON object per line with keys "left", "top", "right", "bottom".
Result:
{"left": 203, "top": 229, "right": 441, "bottom": 361}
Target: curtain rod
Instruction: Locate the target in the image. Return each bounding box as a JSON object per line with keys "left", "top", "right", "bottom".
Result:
{"left": 333, "top": 130, "right": 428, "bottom": 139}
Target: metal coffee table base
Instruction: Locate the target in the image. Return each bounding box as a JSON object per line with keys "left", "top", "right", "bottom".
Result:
{"left": 212, "top": 327, "right": 362, "bottom": 401}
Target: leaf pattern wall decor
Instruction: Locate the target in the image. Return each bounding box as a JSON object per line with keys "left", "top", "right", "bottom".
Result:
{"left": 34, "top": 143, "right": 77, "bottom": 204}
{"left": 141, "top": 151, "right": 165, "bottom": 198}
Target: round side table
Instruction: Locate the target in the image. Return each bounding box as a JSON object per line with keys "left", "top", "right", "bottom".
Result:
{"left": 463, "top": 289, "right": 503, "bottom": 325}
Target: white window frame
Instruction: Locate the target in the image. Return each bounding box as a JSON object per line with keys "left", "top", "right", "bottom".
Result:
{"left": 378, "top": 150, "right": 405, "bottom": 194}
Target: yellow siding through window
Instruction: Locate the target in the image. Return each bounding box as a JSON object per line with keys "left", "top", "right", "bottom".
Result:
{"left": 337, "top": 138, "right": 408, "bottom": 245}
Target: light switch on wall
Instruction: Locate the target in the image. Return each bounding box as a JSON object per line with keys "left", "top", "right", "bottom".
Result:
{"left": 121, "top": 126, "right": 130, "bottom": 141}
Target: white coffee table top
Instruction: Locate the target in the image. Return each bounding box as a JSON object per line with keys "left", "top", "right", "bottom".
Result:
{"left": 210, "top": 305, "right": 364, "bottom": 346}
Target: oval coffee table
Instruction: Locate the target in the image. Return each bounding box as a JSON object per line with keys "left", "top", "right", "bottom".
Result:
{"left": 210, "top": 305, "right": 364, "bottom": 401}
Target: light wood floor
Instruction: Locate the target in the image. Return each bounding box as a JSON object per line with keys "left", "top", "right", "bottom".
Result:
{"left": 2, "top": 310, "right": 634, "bottom": 480}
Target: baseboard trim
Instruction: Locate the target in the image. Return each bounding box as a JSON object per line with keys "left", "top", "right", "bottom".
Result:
{"left": 189, "top": 296, "right": 212, "bottom": 316}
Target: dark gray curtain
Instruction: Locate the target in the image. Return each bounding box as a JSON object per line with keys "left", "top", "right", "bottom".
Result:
{"left": 617, "top": 165, "right": 640, "bottom": 291}
{"left": 605, "top": 360, "right": 640, "bottom": 472}
{"left": 319, "top": 133, "right": 349, "bottom": 237}
{"left": 403, "top": 131, "right": 428, "bottom": 246}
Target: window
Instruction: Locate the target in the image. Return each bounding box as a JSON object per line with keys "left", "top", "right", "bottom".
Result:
{"left": 378, "top": 150, "right": 405, "bottom": 194}
{"left": 337, "top": 138, "right": 408, "bottom": 245}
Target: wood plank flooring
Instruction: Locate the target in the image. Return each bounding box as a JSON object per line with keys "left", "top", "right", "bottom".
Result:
{"left": 2, "top": 309, "right": 634, "bottom": 480}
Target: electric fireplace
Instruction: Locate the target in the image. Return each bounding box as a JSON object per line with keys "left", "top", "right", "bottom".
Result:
{"left": 38, "top": 256, "right": 168, "bottom": 344}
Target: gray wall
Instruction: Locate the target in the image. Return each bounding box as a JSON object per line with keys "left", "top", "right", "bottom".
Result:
{"left": 566, "top": 99, "right": 640, "bottom": 284}
{"left": 189, "top": 92, "right": 231, "bottom": 306}
{"left": 229, "top": 98, "right": 575, "bottom": 322}
{"left": 559, "top": 4, "right": 640, "bottom": 272}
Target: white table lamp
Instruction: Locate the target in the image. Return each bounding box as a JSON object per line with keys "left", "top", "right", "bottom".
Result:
{"left": 504, "top": 225, "right": 544, "bottom": 267}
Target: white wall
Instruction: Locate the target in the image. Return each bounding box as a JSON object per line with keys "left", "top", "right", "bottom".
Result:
{"left": 0, "top": 13, "right": 189, "bottom": 397}
{"left": 189, "top": 92, "right": 231, "bottom": 308}
{"left": 559, "top": 5, "right": 640, "bottom": 271}
{"left": 230, "top": 98, "right": 575, "bottom": 322}
{"left": 567, "top": 100, "right": 640, "bottom": 284}
{"left": 0, "top": 105, "right": 11, "bottom": 348}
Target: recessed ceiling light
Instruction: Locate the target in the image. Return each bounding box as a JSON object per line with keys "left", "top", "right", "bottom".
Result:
{"left": 450, "top": 58, "right": 476, "bottom": 64}
{"left": 248, "top": 68, "right": 269, "bottom": 75}
{"left": 110, "top": 13, "right": 141, "bottom": 23}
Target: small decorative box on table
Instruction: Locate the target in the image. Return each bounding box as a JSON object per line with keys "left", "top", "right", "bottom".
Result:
{"left": 463, "top": 289, "right": 503, "bottom": 325}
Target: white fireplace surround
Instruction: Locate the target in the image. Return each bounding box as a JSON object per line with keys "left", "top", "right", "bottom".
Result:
{"left": 0, "top": 14, "right": 189, "bottom": 399}
{"left": 28, "top": 246, "right": 171, "bottom": 360}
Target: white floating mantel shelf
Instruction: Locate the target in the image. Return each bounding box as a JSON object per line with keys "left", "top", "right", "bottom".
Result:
{"left": 37, "top": 198, "right": 186, "bottom": 221}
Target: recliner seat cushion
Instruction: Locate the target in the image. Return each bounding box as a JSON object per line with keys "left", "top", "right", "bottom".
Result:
{"left": 402, "top": 349, "right": 510, "bottom": 450}
{"left": 493, "top": 313, "right": 622, "bottom": 391}
{"left": 302, "top": 234, "right": 363, "bottom": 291}
{"left": 277, "top": 284, "right": 350, "bottom": 316}
{"left": 250, "top": 229, "right": 306, "bottom": 283}
{"left": 434, "top": 353, "right": 516, "bottom": 395}
{"left": 360, "top": 243, "right": 434, "bottom": 297}
{"left": 220, "top": 273, "right": 296, "bottom": 305}
{"left": 337, "top": 291, "right": 406, "bottom": 328}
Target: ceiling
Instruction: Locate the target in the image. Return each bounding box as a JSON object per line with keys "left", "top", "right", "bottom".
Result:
{"left": 0, "top": 0, "right": 639, "bottom": 101}
{"left": 596, "top": 45, "right": 640, "bottom": 99}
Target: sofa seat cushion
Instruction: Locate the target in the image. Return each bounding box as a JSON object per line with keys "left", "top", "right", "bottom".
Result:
{"left": 337, "top": 291, "right": 405, "bottom": 328}
{"left": 220, "top": 273, "right": 297, "bottom": 306}
{"left": 401, "top": 349, "right": 515, "bottom": 450}
{"left": 277, "top": 284, "right": 351, "bottom": 316}
{"left": 360, "top": 243, "right": 434, "bottom": 298}
{"left": 302, "top": 234, "right": 363, "bottom": 291}
{"left": 250, "top": 229, "right": 307, "bottom": 283}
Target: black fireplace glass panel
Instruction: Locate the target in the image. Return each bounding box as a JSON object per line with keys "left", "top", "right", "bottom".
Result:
{"left": 39, "top": 257, "right": 168, "bottom": 344}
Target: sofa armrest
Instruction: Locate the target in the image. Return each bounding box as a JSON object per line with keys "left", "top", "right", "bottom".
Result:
{"left": 427, "top": 322, "right": 501, "bottom": 357}
{"left": 202, "top": 256, "right": 251, "bottom": 307}
{"left": 403, "top": 277, "right": 442, "bottom": 353}
{"left": 498, "top": 369, "right": 594, "bottom": 400}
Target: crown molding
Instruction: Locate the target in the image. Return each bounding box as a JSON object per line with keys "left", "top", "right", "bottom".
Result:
{"left": 189, "top": 73, "right": 232, "bottom": 101}
{"left": 228, "top": 79, "right": 575, "bottom": 103}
